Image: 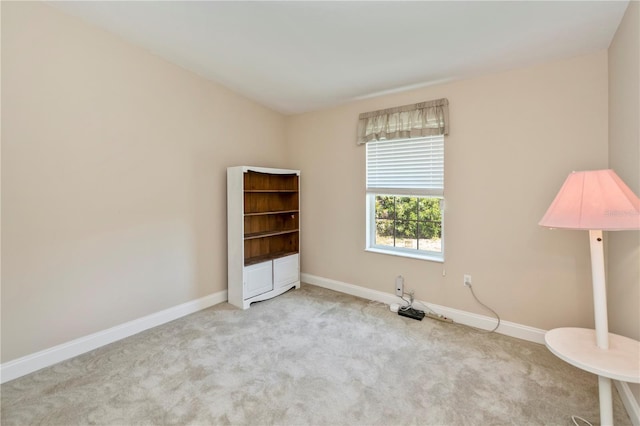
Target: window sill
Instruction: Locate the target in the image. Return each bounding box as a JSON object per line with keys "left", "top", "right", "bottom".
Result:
{"left": 365, "top": 247, "right": 444, "bottom": 263}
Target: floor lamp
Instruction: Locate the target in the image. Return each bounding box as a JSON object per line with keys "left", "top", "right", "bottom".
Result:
{"left": 539, "top": 169, "right": 640, "bottom": 426}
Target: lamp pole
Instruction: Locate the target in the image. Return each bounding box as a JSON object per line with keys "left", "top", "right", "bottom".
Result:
{"left": 589, "top": 229, "right": 613, "bottom": 425}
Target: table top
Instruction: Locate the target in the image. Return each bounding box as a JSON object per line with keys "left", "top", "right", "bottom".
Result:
{"left": 545, "top": 327, "right": 640, "bottom": 383}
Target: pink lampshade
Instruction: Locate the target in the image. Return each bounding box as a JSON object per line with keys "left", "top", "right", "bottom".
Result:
{"left": 539, "top": 169, "right": 640, "bottom": 230}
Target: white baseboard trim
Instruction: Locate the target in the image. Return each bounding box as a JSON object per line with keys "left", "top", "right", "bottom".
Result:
{"left": 1, "top": 290, "right": 228, "bottom": 384}
{"left": 616, "top": 381, "right": 640, "bottom": 425}
{"left": 301, "top": 273, "right": 546, "bottom": 345}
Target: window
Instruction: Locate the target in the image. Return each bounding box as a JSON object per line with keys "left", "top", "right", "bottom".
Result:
{"left": 366, "top": 135, "right": 444, "bottom": 261}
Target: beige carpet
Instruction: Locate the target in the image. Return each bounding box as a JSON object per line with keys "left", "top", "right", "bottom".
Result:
{"left": 1, "top": 284, "right": 631, "bottom": 425}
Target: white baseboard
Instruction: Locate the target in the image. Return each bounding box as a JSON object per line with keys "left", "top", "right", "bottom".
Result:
{"left": 616, "top": 381, "right": 640, "bottom": 425}
{"left": 301, "top": 273, "right": 546, "bottom": 344}
{"left": 1, "top": 290, "right": 228, "bottom": 384}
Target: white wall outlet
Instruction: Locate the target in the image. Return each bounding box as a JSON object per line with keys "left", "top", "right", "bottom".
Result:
{"left": 464, "top": 274, "right": 472, "bottom": 287}
{"left": 395, "top": 275, "right": 404, "bottom": 296}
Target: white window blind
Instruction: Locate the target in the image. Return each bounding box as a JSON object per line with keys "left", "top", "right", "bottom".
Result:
{"left": 366, "top": 135, "right": 444, "bottom": 196}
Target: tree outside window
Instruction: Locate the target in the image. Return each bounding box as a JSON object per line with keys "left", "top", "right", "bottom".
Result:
{"left": 374, "top": 195, "right": 442, "bottom": 253}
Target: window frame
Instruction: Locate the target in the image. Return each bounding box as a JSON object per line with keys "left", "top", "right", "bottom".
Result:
{"left": 365, "top": 135, "right": 445, "bottom": 262}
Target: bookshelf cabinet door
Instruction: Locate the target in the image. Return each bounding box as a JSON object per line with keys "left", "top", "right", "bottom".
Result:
{"left": 273, "top": 254, "right": 299, "bottom": 289}
{"left": 244, "top": 261, "right": 273, "bottom": 299}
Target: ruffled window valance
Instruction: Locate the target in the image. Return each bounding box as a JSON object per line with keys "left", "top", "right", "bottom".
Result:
{"left": 357, "top": 98, "right": 449, "bottom": 145}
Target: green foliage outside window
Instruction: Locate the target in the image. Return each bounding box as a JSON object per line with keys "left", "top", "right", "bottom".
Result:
{"left": 375, "top": 195, "right": 442, "bottom": 252}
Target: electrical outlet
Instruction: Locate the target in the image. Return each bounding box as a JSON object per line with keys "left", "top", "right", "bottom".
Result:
{"left": 395, "top": 275, "right": 404, "bottom": 296}
{"left": 464, "top": 274, "right": 472, "bottom": 287}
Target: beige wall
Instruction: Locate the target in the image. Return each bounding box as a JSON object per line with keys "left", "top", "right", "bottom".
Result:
{"left": 287, "top": 52, "right": 609, "bottom": 331}
{"left": 1, "top": 2, "right": 287, "bottom": 362}
{"left": 608, "top": 0, "right": 640, "bottom": 405}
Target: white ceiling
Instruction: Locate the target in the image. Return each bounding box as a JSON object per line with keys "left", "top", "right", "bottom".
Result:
{"left": 51, "top": 1, "right": 629, "bottom": 115}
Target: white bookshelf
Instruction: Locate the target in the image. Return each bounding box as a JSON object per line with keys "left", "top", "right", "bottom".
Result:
{"left": 227, "top": 166, "right": 301, "bottom": 309}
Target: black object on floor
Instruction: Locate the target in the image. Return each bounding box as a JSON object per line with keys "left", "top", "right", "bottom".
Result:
{"left": 398, "top": 307, "right": 425, "bottom": 321}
